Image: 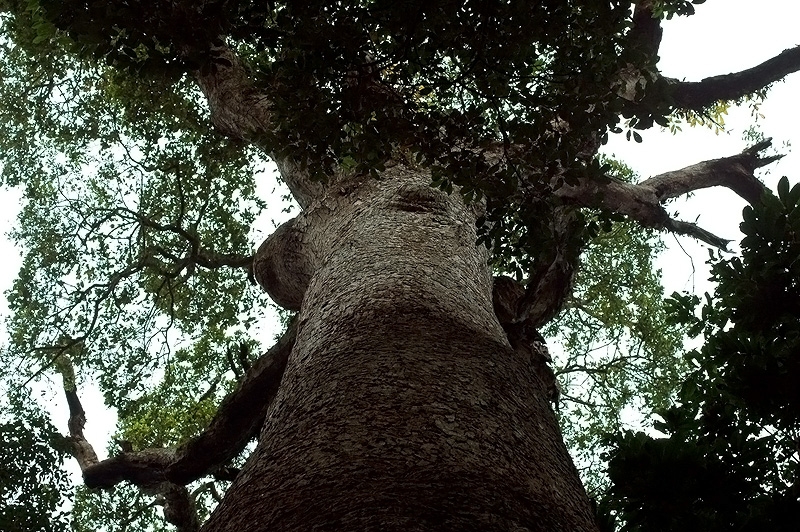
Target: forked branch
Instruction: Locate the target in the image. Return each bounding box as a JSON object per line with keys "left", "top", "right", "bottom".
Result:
{"left": 59, "top": 320, "right": 298, "bottom": 529}
{"left": 191, "top": 43, "right": 322, "bottom": 208}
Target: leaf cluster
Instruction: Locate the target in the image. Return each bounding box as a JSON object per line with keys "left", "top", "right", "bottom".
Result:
{"left": 599, "top": 177, "right": 800, "bottom": 531}
{"left": 0, "top": 387, "right": 72, "bottom": 532}
{"left": 8, "top": 0, "right": 704, "bottom": 267}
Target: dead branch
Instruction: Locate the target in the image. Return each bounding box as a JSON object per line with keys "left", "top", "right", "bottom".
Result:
{"left": 555, "top": 140, "right": 781, "bottom": 249}
{"left": 669, "top": 46, "right": 800, "bottom": 110}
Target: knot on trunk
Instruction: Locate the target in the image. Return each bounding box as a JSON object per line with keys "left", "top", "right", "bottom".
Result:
{"left": 253, "top": 217, "right": 313, "bottom": 311}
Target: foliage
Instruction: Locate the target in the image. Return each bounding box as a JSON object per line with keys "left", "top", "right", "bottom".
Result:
{"left": 3, "top": 0, "right": 709, "bottom": 263}
{"left": 0, "top": 386, "right": 72, "bottom": 532}
{"left": 72, "top": 483, "right": 170, "bottom": 532}
{"left": 544, "top": 159, "right": 686, "bottom": 490}
{"left": 600, "top": 177, "right": 800, "bottom": 531}
{"left": 0, "top": 0, "right": 766, "bottom": 530}
{"left": 0, "top": 7, "right": 278, "bottom": 529}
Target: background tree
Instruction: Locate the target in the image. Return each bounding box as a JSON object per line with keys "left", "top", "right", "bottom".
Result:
{"left": 1, "top": 1, "right": 799, "bottom": 531}
{"left": 0, "top": 386, "right": 72, "bottom": 532}
{"left": 600, "top": 176, "right": 800, "bottom": 531}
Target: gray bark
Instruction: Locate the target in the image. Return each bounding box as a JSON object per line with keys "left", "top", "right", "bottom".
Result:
{"left": 202, "top": 162, "right": 598, "bottom": 531}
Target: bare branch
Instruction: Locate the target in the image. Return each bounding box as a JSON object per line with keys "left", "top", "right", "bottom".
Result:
{"left": 555, "top": 140, "right": 781, "bottom": 249}
{"left": 669, "top": 45, "right": 800, "bottom": 110}
{"left": 641, "top": 138, "right": 778, "bottom": 204}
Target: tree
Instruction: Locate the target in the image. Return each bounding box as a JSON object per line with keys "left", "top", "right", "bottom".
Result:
{"left": 0, "top": 387, "right": 72, "bottom": 532}
{"left": 1, "top": 1, "right": 798, "bottom": 530}
{"left": 600, "top": 177, "right": 800, "bottom": 531}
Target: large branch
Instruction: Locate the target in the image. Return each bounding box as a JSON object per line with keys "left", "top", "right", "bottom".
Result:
{"left": 165, "top": 317, "right": 298, "bottom": 484}
{"left": 628, "top": 1, "right": 663, "bottom": 60}
{"left": 57, "top": 357, "right": 198, "bottom": 532}
{"left": 556, "top": 140, "right": 781, "bottom": 249}
{"left": 517, "top": 207, "right": 583, "bottom": 329}
{"left": 74, "top": 319, "right": 297, "bottom": 493}
{"left": 669, "top": 46, "right": 800, "bottom": 110}
{"left": 641, "top": 138, "right": 780, "bottom": 203}
{"left": 191, "top": 43, "right": 322, "bottom": 208}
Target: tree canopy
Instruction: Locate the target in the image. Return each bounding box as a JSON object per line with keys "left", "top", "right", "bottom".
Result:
{"left": 1, "top": 1, "right": 799, "bottom": 530}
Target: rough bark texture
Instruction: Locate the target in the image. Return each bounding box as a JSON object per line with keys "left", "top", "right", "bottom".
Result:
{"left": 201, "top": 162, "right": 598, "bottom": 531}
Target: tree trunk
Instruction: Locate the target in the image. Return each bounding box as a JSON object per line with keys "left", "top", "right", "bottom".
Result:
{"left": 202, "top": 161, "right": 598, "bottom": 531}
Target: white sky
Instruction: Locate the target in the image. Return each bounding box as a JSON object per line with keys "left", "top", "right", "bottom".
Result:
{"left": 604, "top": 0, "right": 800, "bottom": 294}
{"left": 1, "top": 0, "right": 799, "bottom": 469}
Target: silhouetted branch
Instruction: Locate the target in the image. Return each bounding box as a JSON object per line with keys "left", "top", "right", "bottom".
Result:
{"left": 628, "top": 1, "right": 663, "bottom": 60}
{"left": 555, "top": 140, "right": 781, "bottom": 250}
{"left": 669, "top": 46, "right": 800, "bottom": 110}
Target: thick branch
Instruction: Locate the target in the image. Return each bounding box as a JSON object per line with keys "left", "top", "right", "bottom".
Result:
{"left": 669, "top": 46, "right": 800, "bottom": 110}
{"left": 556, "top": 140, "right": 780, "bottom": 248}
{"left": 58, "top": 357, "right": 198, "bottom": 531}
{"left": 628, "top": 1, "right": 663, "bottom": 60}
{"left": 165, "top": 317, "right": 298, "bottom": 484}
{"left": 191, "top": 44, "right": 321, "bottom": 207}
{"left": 59, "top": 358, "right": 100, "bottom": 472}
{"left": 517, "top": 207, "right": 583, "bottom": 328}
{"left": 192, "top": 43, "right": 274, "bottom": 143}
{"left": 160, "top": 484, "right": 200, "bottom": 532}
{"left": 641, "top": 138, "right": 779, "bottom": 203}
{"left": 82, "top": 448, "right": 175, "bottom": 490}
{"left": 80, "top": 319, "right": 298, "bottom": 490}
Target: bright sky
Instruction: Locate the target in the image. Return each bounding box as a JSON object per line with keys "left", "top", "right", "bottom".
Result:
{"left": 604, "top": 0, "right": 800, "bottom": 295}
{"left": 1, "top": 0, "right": 800, "bottom": 469}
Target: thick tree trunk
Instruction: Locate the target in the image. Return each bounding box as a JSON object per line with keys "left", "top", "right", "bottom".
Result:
{"left": 202, "top": 162, "right": 598, "bottom": 531}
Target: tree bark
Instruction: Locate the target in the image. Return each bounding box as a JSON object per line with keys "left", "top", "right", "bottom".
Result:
{"left": 201, "top": 162, "right": 598, "bottom": 531}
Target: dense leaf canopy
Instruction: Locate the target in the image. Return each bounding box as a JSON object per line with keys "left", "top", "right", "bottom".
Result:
{"left": 601, "top": 177, "right": 800, "bottom": 530}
